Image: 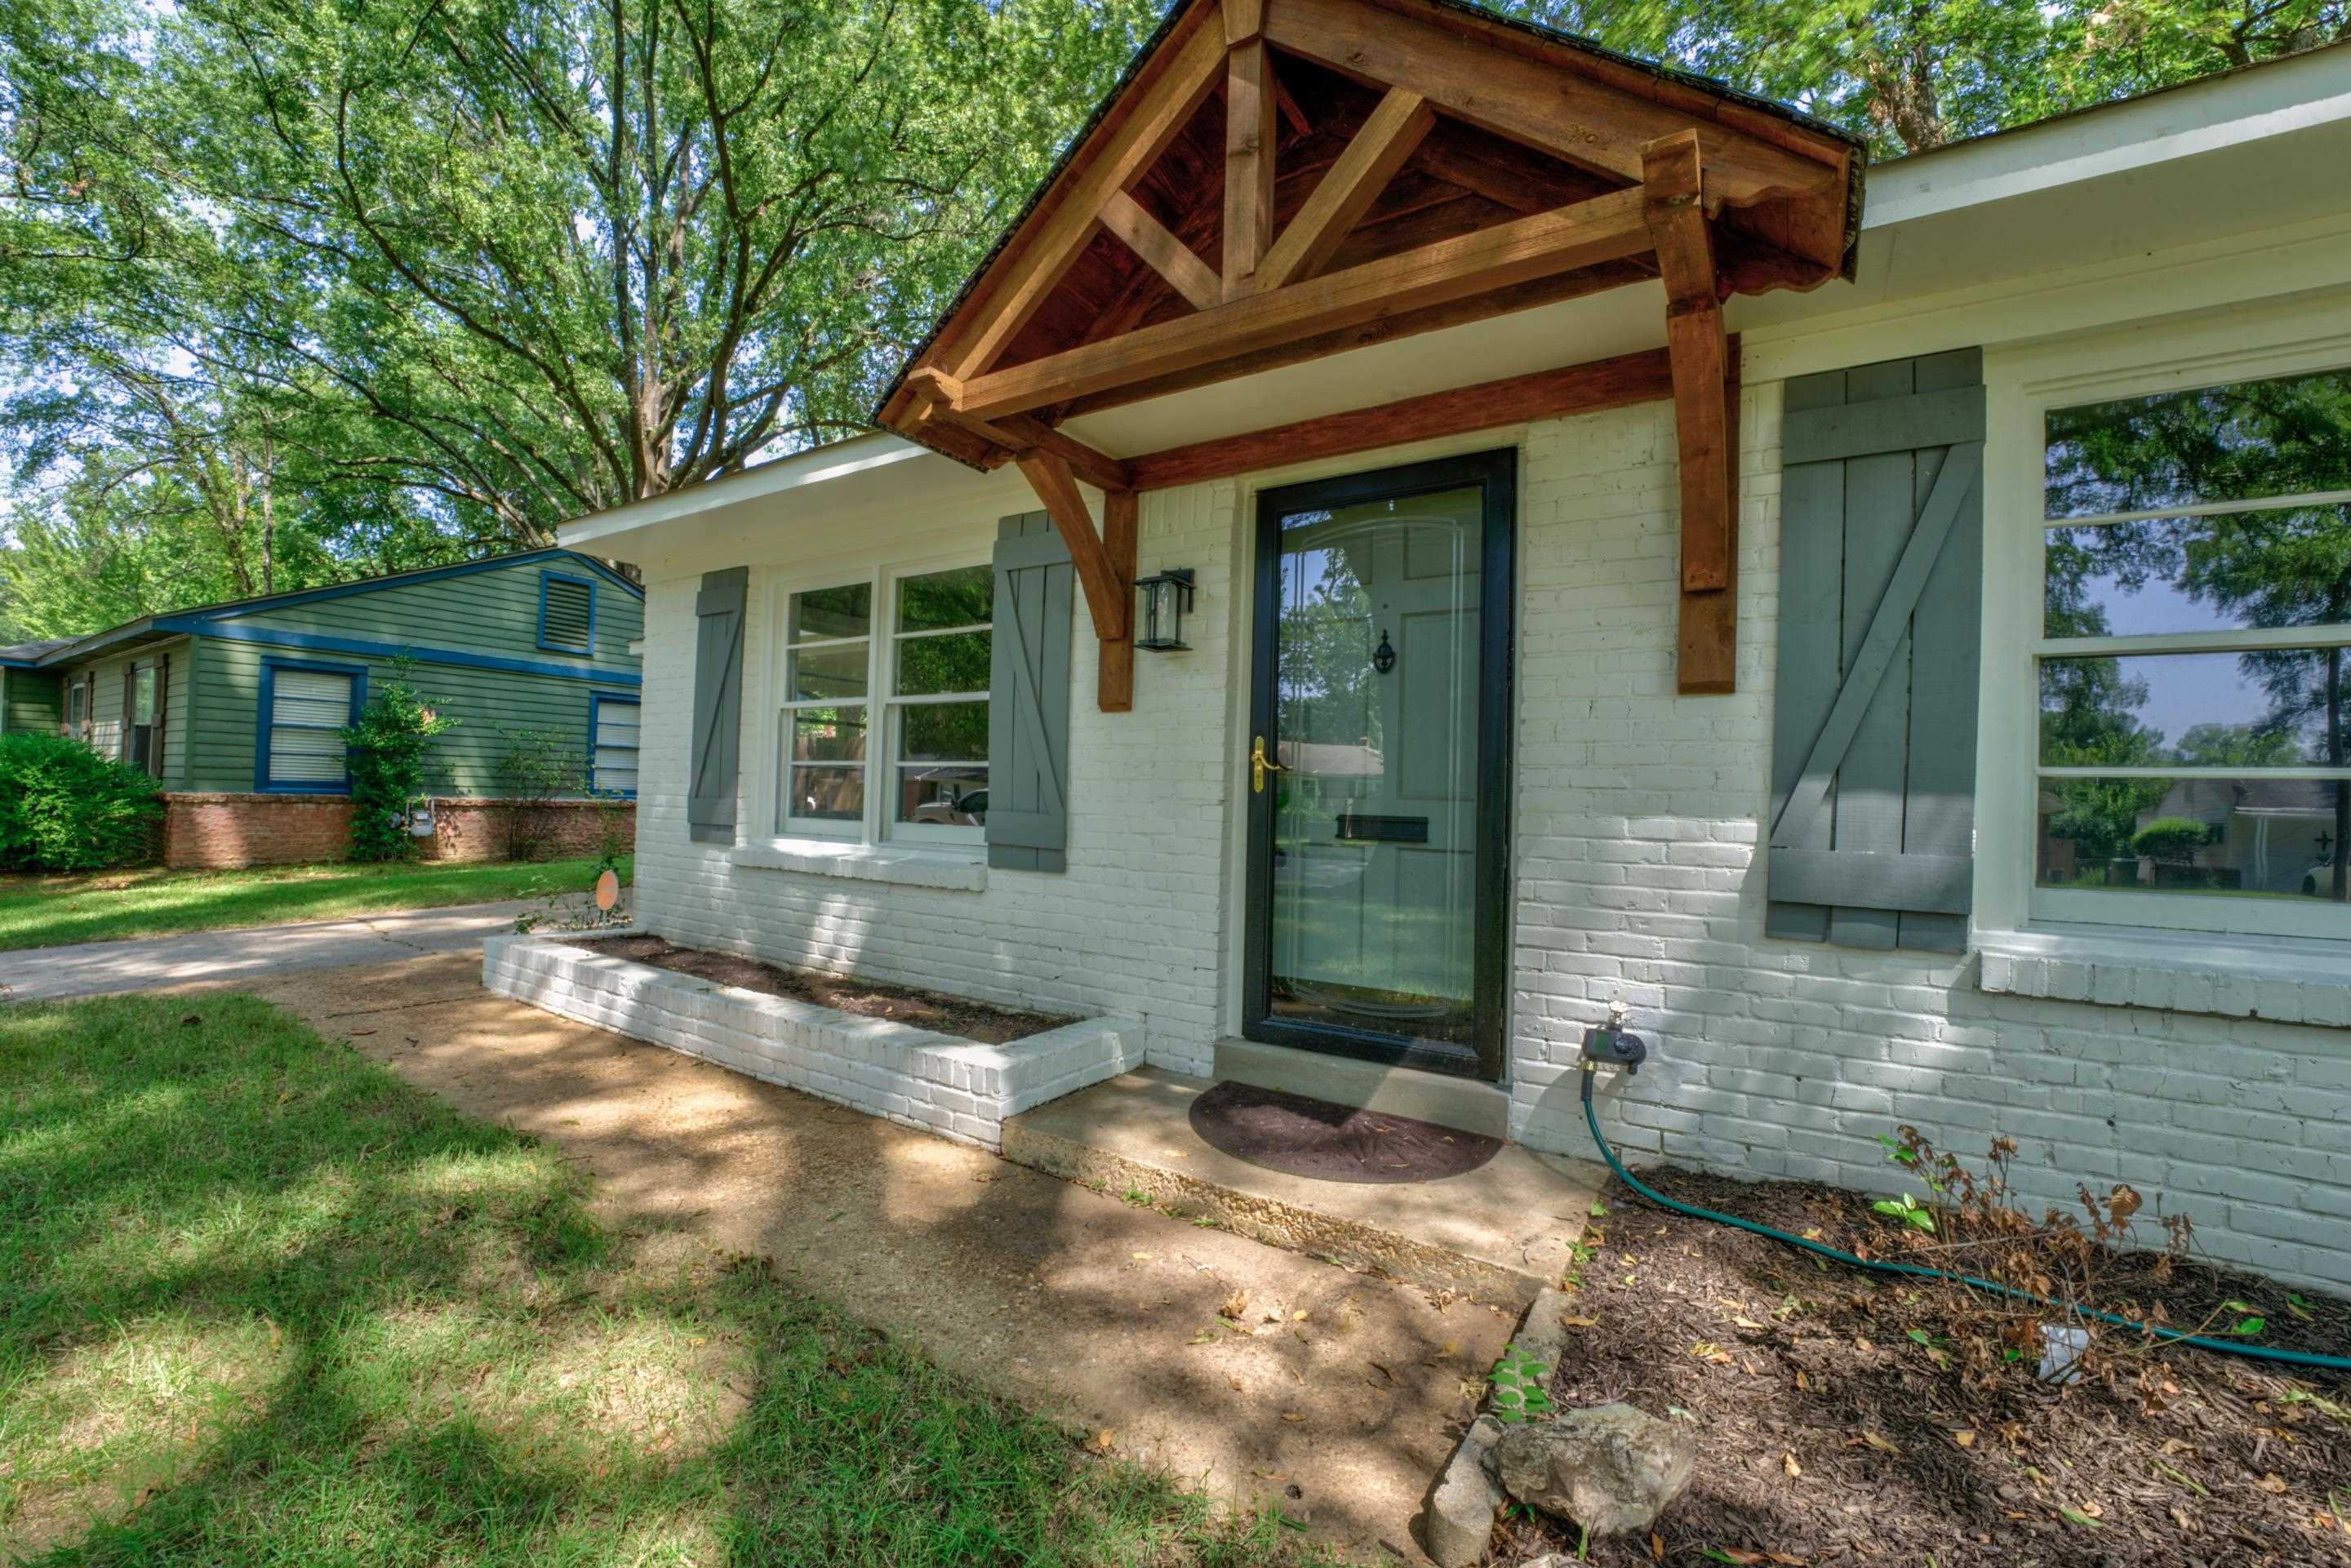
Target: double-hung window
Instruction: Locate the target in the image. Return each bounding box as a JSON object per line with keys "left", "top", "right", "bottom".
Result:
{"left": 2031, "top": 362, "right": 2351, "bottom": 939}
{"left": 260, "top": 661, "right": 362, "bottom": 791}
{"left": 590, "top": 694, "right": 640, "bottom": 797}
{"left": 64, "top": 677, "right": 87, "bottom": 740}
{"left": 776, "top": 563, "right": 993, "bottom": 843}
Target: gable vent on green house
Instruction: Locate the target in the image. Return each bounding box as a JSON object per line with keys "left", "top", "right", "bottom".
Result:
{"left": 539, "top": 573, "right": 596, "bottom": 655}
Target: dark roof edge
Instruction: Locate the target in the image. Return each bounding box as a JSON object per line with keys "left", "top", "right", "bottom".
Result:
{"left": 24, "top": 548, "right": 642, "bottom": 669}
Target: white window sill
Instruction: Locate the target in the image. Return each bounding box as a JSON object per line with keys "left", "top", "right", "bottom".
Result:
{"left": 728, "top": 837, "right": 987, "bottom": 892}
{"left": 1976, "top": 925, "right": 2351, "bottom": 1028}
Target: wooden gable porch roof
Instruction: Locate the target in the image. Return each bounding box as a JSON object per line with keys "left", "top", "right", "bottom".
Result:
{"left": 873, "top": 0, "right": 1866, "bottom": 710}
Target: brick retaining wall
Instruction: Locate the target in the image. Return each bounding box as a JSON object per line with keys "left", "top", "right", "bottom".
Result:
{"left": 484, "top": 931, "right": 1144, "bottom": 1149}
{"left": 161, "top": 793, "right": 632, "bottom": 869}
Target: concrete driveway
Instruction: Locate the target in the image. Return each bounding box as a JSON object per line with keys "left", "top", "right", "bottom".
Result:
{"left": 0, "top": 899, "right": 537, "bottom": 1002}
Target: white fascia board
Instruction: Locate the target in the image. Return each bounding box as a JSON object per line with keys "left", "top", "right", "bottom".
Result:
{"left": 1864, "top": 42, "right": 2351, "bottom": 228}
{"left": 557, "top": 433, "right": 937, "bottom": 553}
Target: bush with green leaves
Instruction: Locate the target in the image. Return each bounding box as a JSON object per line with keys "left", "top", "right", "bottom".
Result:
{"left": 0, "top": 731, "right": 163, "bottom": 872}
{"left": 493, "top": 726, "right": 588, "bottom": 862}
{"left": 342, "top": 660, "right": 456, "bottom": 864}
{"left": 2131, "top": 816, "right": 2215, "bottom": 864}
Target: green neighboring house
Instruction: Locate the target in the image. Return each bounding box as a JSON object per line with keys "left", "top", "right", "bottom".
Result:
{"left": 0, "top": 549, "right": 643, "bottom": 867}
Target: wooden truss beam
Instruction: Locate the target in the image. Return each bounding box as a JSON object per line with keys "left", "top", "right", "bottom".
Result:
{"left": 1015, "top": 451, "right": 1136, "bottom": 712}
{"left": 1222, "top": 36, "right": 1278, "bottom": 299}
{"left": 902, "top": 369, "right": 1133, "bottom": 492}
{"left": 1264, "top": 0, "right": 1840, "bottom": 222}
{"left": 1100, "top": 191, "right": 1221, "bottom": 313}
{"left": 1255, "top": 87, "right": 1434, "bottom": 293}
{"left": 1124, "top": 344, "right": 1675, "bottom": 491}
{"left": 955, "top": 187, "right": 1652, "bottom": 421}
{"left": 1642, "top": 129, "right": 1739, "bottom": 695}
{"left": 944, "top": 16, "right": 1224, "bottom": 380}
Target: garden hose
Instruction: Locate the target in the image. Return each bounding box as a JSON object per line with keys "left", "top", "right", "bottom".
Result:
{"left": 1577, "top": 1067, "right": 2351, "bottom": 1374}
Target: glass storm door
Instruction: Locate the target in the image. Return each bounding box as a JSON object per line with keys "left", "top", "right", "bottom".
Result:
{"left": 1243, "top": 450, "right": 1514, "bottom": 1081}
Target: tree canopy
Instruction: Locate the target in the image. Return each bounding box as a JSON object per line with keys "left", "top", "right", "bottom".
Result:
{"left": 5, "top": 0, "right": 2345, "bottom": 637}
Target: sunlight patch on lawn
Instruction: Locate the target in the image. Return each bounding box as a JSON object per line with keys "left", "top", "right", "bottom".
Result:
{"left": 0, "top": 1314, "right": 287, "bottom": 1557}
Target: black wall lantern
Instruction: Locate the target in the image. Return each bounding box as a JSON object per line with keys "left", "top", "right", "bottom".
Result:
{"left": 1134, "top": 567, "right": 1196, "bottom": 652}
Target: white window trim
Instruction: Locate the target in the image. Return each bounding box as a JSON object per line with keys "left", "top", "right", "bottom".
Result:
{"left": 758, "top": 549, "right": 993, "bottom": 856}
{"left": 1978, "top": 307, "right": 2351, "bottom": 948}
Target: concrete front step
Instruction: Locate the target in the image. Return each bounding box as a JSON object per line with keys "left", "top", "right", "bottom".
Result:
{"left": 1211, "top": 1037, "right": 1513, "bottom": 1139}
{"left": 1002, "top": 1067, "right": 1604, "bottom": 1306}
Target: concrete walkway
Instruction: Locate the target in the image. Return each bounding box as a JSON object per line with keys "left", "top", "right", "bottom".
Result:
{"left": 0, "top": 899, "right": 537, "bottom": 1002}
{"left": 162, "top": 951, "right": 1513, "bottom": 1561}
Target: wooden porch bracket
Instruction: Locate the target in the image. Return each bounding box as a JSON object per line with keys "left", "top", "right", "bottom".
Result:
{"left": 1015, "top": 449, "right": 1136, "bottom": 712}
{"left": 1642, "top": 128, "right": 1740, "bottom": 695}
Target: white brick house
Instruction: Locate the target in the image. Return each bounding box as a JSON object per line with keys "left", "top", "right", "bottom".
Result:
{"left": 553, "top": 3, "right": 2351, "bottom": 1290}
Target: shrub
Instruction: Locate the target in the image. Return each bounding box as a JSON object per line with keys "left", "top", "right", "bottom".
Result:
{"left": 2131, "top": 816, "right": 2214, "bottom": 864}
{"left": 0, "top": 731, "right": 163, "bottom": 872}
{"left": 493, "top": 726, "right": 586, "bottom": 861}
{"left": 343, "top": 659, "right": 456, "bottom": 864}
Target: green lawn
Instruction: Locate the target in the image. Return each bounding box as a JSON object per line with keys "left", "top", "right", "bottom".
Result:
{"left": 0, "top": 857, "right": 631, "bottom": 952}
{"left": 0, "top": 995, "right": 1340, "bottom": 1566}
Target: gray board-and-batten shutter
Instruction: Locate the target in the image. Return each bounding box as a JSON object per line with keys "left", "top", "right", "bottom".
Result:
{"left": 987, "top": 511, "right": 1074, "bottom": 873}
{"left": 1769, "top": 349, "right": 1986, "bottom": 954}
{"left": 688, "top": 566, "right": 749, "bottom": 844}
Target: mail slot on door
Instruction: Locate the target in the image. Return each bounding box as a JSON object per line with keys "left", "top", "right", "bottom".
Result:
{"left": 1333, "top": 811, "right": 1430, "bottom": 844}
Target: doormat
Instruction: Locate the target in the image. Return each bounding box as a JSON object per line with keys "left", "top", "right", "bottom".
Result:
{"left": 1186, "top": 1080, "right": 1503, "bottom": 1184}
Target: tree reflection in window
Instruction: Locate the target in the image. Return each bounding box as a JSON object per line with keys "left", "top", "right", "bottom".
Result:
{"left": 2038, "top": 366, "right": 2351, "bottom": 909}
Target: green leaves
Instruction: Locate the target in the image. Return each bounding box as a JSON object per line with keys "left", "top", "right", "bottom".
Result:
{"left": 1872, "top": 1193, "right": 1936, "bottom": 1233}
{"left": 1486, "top": 1344, "right": 1553, "bottom": 1425}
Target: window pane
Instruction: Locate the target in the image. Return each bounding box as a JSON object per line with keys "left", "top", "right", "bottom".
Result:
{"left": 2039, "top": 775, "right": 2349, "bottom": 901}
{"left": 2045, "top": 366, "right": 2351, "bottom": 520}
{"left": 896, "top": 630, "right": 991, "bottom": 696}
{"left": 272, "top": 669, "right": 351, "bottom": 728}
{"left": 2045, "top": 511, "right": 2351, "bottom": 637}
{"left": 789, "top": 642, "right": 868, "bottom": 702}
{"left": 596, "top": 707, "right": 640, "bottom": 748}
{"left": 898, "top": 700, "right": 989, "bottom": 762}
{"left": 132, "top": 668, "right": 156, "bottom": 723}
{"left": 790, "top": 707, "right": 868, "bottom": 762}
{"left": 785, "top": 764, "right": 863, "bottom": 822}
{"left": 896, "top": 565, "right": 992, "bottom": 633}
{"left": 270, "top": 726, "right": 347, "bottom": 782}
{"left": 896, "top": 764, "right": 987, "bottom": 826}
{"left": 2040, "top": 650, "right": 2351, "bottom": 766}
{"left": 790, "top": 584, "right": 871, "bottom": 642}
{"left": 593, "top": 756, "right": 638, "bottom": 794}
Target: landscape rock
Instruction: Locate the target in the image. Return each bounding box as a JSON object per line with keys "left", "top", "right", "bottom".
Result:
{"left": 1421, "top": 1413, "right": 1505, "bottom": 1567}
{"left": 1492, "top": 1403, "right": 1697, "bottom": 1537}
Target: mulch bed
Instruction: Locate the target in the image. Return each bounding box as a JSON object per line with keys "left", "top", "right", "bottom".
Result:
{"left": 581, "top": 935, "right": 1077, "bottom": 1046}
{"left": 1490, "top": 1166, "right": 2351, "bottom": 1568}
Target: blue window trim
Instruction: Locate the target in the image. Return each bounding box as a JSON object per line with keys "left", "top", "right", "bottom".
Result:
{"left": 537, "top": 571, "right": 598, "bottom": 655}
{"left": 255, "top": 657, "right": 367, "bottom": 794}
{"left": 588, "top": 690, "right": 641, "bottom": 799}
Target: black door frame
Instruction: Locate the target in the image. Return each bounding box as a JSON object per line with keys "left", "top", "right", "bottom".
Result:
{"left": 1242, "top": 447, "right": 1516, "bottom": 1082}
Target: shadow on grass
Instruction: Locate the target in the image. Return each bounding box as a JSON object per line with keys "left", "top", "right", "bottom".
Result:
{"left": 0, "top": 994, "right": 1342, "bottom": 1567}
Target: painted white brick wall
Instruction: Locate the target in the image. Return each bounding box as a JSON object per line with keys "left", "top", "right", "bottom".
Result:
{"left": 1506, "top": 389, "right": 2351, "bottom": 1293}
{"left": 632, "top": 479, "right": 1240, "bottom": 1077}
{"left": 623, "top": 384, "right": 2351, "bottom": 1291}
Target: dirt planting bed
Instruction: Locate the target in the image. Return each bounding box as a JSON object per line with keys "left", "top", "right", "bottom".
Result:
{"left": 581, "top": 934, "right": 1077, "bottom": 1046}
{"left": 1493, "top": 1166, "right": 2351, "bottom": 1567}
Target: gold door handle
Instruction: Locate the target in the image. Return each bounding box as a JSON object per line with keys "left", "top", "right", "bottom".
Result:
{"left": 1251, "top": 735, "right": 1288, "bottom": 793}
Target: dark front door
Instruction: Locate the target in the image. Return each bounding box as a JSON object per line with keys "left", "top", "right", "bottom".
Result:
{"left": 1243, "top": 449, "right": 1515, "bottom": 1081}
